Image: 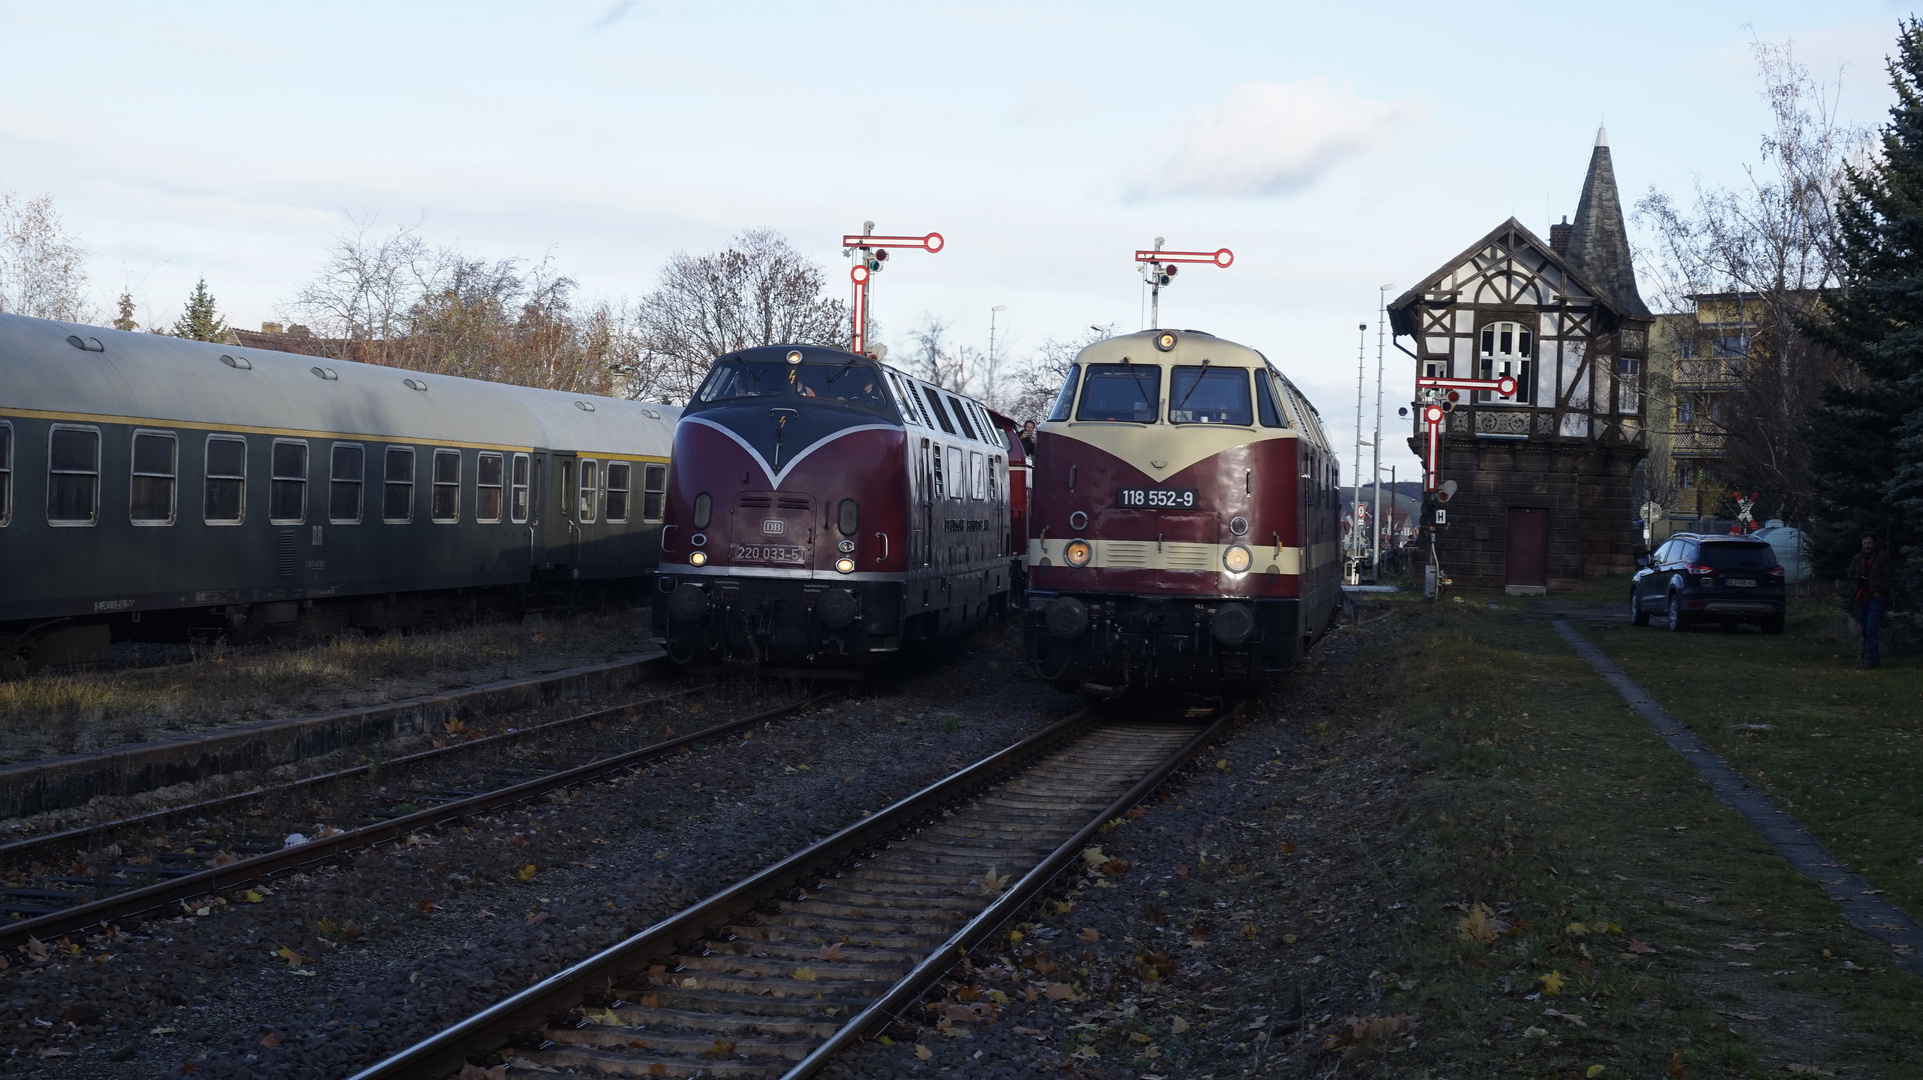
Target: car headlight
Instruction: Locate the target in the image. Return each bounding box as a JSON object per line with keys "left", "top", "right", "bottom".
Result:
{"left": 689, "top": 550, "right": 708, "bottom": 567}
{"left": 1064, "top": 539, "right": 1093, "bottom": 568}
{"left": 835, "top": 557, "right": 855, "bottom": 574}
{"left": 1223, "top": 544, "right": 1252, "bottom": 574}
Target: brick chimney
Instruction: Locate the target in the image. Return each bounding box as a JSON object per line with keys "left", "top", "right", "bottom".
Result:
{"left": 1550, "top": 216, "right": 1571, "bottom": 255}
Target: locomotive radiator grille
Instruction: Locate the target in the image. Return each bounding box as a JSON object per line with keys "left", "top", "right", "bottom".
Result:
{"left": 1093, "top": 540, "right": 1221, "bottom": 571}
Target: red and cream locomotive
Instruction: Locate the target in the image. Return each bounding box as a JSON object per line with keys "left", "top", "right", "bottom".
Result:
{"left": 1023, "top": 329, "right": 1342, "bottom": 693}
{"left": 653, "top": 344, "right": 1023, "bottom": 673}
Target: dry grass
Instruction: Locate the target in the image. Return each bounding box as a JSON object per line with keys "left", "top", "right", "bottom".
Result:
{"left": 0, "top": 612, "right": 648, "bottom": 762}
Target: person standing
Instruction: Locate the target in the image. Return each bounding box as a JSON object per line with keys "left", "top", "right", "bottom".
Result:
{"left": 1019, "top": 420, "right": 1037, "bottom": 459}
{"left": 1850, "top": 534, "right": 1894, "bottom": 668}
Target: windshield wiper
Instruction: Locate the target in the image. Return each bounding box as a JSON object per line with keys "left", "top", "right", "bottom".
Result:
{"left": 827, "top": 356, "right": 860, "bottom": 383}
{"left": 1172, "top": 358, "right": 1213, "bottom": 413}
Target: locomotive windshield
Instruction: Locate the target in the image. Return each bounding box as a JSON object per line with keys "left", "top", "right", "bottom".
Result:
{"left": 698, "top": 360, "right": 787, "bottom": 401}
{"left": 696, "top": 358, "right": 890, "bottom": 411}
{"left": 1076, "top": 364, "right": 1161, "bottom": 423}
{"left": 795, "top": 363, "right": 889, "bottom": 409}
{"left": 1168, "top": 366, "right": 1252, "bottom": 425}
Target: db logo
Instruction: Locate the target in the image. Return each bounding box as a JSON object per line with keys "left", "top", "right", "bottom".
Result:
{"left": 762, "top": 520, "right": 785, "bottom": 534}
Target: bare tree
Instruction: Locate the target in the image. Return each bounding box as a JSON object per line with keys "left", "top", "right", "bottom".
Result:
{"left": 0, "top": 190, "right": 90, "bottom": 322}
{"left": 1004, "top": 323, "right": 1118, "bottom": 423}
{"left": 1635, "top": 39, "right": 1872, "bottom": 520}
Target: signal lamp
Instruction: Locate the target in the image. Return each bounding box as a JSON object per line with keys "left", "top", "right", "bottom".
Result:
{"left": 1165, "top": 264, "right": 1178, "bottom": 277}
{"left": 1223, "top": 544, "right": 1253, "bottom": 574}
{"left": 835, "top": 557, "right": 856, "bottom": 574}
{"left": 1064, "top": 539, "right": 1093, "bottom": 567}
{"left": 689, "top": 551, "right": 708, "bottom": 566}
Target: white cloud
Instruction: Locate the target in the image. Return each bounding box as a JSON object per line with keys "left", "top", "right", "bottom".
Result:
{"left": 1127, "top": 78, "right": 1422, "bottom": 199}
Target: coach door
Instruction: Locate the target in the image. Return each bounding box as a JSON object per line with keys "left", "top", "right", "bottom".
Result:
{"left": 543, "top": 453, "right": 578, "bottom": 568}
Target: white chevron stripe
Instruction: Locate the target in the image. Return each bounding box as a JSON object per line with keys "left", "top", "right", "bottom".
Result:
{"left": 681, "top": 416, "right": 900, "bottom": 488}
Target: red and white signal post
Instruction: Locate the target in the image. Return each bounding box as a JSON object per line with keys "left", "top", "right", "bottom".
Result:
{"left": 1413, "top": 374, "right": 1517, "bottom": 490}
{"left": 843, "top": 223, "right": 944, "bottom": 356}
{"left": 1134, "top": 237, "right": 1233, "bottom": 327}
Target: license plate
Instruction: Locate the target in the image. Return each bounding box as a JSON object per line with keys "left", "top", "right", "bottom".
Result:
{"left": 1726, "top": 578, "right": 1756, "bottom": 587}
{"left": 1117, "top": 487, "right": 1199, "bottom": 510}
{"left": 731, "top": 544, "right": 805, "bottom": 564}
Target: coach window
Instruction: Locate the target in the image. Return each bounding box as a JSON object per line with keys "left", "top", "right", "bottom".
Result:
{"left": 383, "top": 447, "right": 416, "bottom": 523}
{"left": 204, "top": 436, "right": 246, "bottom": 524}
{"left": 1077, "top": 364, "right": 1161, "bottom": 423}
{"left": 1046, "top": 365, "right": 1080, "bottom": 423}
{"left": 642, "top": 463, "right": 666, "bottom": 522}
{"left": 510, "top": 453, "right": 531, "bottom": 523}
{"left": 605, "top": 461, "right": 631, "bottom": 523}
{"left": 0, "top": 421, "right": 11, "bottom": 526}
{"left": 579, "top": 459, "right": 599, "bottom": 523}
{"left": 1169, "top": 366, "right": 1252, "bottom": 425}
{"left": 269, "top": 440, "right": 308, "bottom": 524}
{"left": 476, "top": 452, "right": 504, "bottom": 523}
{"left": 330, "top": 444, "right": 364, "bottom": 524}
{"left": 47, "top": 425, "right": 101, "bottom": 526}
{"left": 431, "top": 449, "right": 461, "bottom": 523}
{"left": 130, "top": 430, "right": 178, "bottom": 525}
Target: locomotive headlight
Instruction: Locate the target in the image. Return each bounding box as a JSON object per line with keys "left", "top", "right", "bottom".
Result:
{"left": 1222, "top": 544, "right": 1253, "bottom": 574}
{"left": 834, "top": 557, "right": 856, "bottom": 574}
{"left": 689, "top": 551, "right": 708, "bottom": 567}
{"left": 1064, "top": 539, "right": 1093, "bottom": 568}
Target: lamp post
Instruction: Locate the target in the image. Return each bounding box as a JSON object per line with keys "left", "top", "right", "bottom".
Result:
{"left": 1372, "top": 284, "right": 1392, "bottom": 580}
{"left": 989, "top": 304, "right": 1007, "bottom": 380}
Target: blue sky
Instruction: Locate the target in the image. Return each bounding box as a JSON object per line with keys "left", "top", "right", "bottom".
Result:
{"left": 0, "top": 1, "right": 1905, "bottom": 476}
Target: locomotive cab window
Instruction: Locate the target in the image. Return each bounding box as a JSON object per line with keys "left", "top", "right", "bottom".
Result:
{"left": 605, "top": 461, "right": 631, "bottom": 523}
{"left": 47, "top": 425, "right": 100, "bottom": 526}
{"left": 1046, "top": 365, "right": 1081, "bottom": 423}
{"left": 579, "top": 459, "right": 599, "bottom": 523}
{"left": 510, "top": 453, "right": 532, "bottom": 523}
{"left": 796, "top": 364, "right": 889, "bottom": 410}
{"left": 0, "top": 421, "right": 11, "bottom": 526}
{"left": 383, "top": 447, "right": 416, "bottom": 523}
{"left": 1169, "top": 366, "right": 1252, "bottom": 425}
{"left": 1477, "top": 320, "right": 1533, "bottom": 404}
{"left": 130, "top": 430, "right": 178, "bottom": 525}
{"left": 697, "top": 359, "right": 786, "bottom": 401}
{"left": 204, "top": 435, "right": 246, "bottom": 524}
{"left": 329, "top": 443, "right": 364, "bottom": 524}
{"left": 1076, "top": 364, "right": 1161, "bottom": 423}
{"left": 1255, "top": 370, "right": 1286, "bottom": 428}
{"left": 642, "top": 462, "right": 666, "bottom": 522}
{"left": 476, "top": 452, "right": 505, "bottom": 523}
{"left": 431, "top": 449, "right": 460, "bottom": 523}
{"left": 269, "top": 440, "right": 309, "bottom": 524}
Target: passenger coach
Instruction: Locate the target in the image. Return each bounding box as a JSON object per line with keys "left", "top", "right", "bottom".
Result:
{"left": 1023, "top": 329, "right": 1342, "bottom": 693}
{"left": 653, "top": 345, "right": 1019, "bottom": 673}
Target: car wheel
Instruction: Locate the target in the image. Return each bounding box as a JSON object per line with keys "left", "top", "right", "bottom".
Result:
{"left": 1630, "top": 590, "right": 1650, "bottom": 627}
{"left": 1762, "top": 614, "right": 1785, "bottom": 636}
{"left": 1666, "top": 594, "right": 1689, "bottom": 632}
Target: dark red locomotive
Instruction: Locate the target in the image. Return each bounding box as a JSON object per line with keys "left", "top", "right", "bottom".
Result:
{"left": 1023, "top": 329, "right": 1342, "bottom": 693}
{"left": 654, "top": 345, "right": 1021, "bottom": 673}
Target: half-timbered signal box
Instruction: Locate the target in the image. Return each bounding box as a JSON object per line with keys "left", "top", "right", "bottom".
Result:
{"left": 1388, "top": 129, "right": 1651, "bottom": 593}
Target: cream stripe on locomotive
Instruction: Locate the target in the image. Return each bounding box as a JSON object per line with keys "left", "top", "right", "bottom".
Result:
{"left": 1029, "top": 537, "right": 1310, "bottom": 576}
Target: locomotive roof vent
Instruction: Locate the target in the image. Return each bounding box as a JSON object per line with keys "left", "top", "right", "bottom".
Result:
{"left": 642, "top": 408, "right": 661, "bottom": 419}
{"left": 575, "top": 400, "right": 596, "bottom": 411}
{"left": 310, "top": 366, "right": 339, "bottom": 381}
{"left": 220, "top": 354, "right": 252, "bottom": 370}
{"left": 403, "top": 377, "right": 428, "bottom": 391}
{"left": 65, "top": 334, "right": 105, "bottom": 352}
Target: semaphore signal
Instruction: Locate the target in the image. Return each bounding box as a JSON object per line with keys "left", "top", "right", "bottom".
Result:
{"left": 842, "top": 223, "right": 944, "bottom": 356}
{"left": 1135, "top": 237, "right": 1233, "bottom": 329}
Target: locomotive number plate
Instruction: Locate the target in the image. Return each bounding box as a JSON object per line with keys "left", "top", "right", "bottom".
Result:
{"left": 731, "top": 543, "right": 805, "bottom": 564}
{"left": 1116, "top": 487, "right": 1199, "bottom": 510}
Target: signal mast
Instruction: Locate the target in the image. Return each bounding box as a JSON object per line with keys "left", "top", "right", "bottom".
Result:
{"left": 842, "top": 222, "right": 944, "bottom": 356}
{"left": 1134, "top": 237, "right": 1234, "bottom": 328}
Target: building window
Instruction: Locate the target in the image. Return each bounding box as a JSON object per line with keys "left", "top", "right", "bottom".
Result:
{"left": 605, "top": 461, "right": 630, "bottom": 523}
{"left": 476, "top": 452, "right": 504, "bottom": 523}
{"left": 0, "top": 421, "right": 10, "bottom": 526}
{"left": 48, "top": 425, "right": 101, "bottom": 526}
{"left": 510, "top": 453, "right": 531, "bottom": 523}
{"left": 1677, "top": 397, "right": 1695, "bottom": 425}
{"left": 130, "top": 430, "right": 178, "bottom": 525}
{"left": 384, "top": 447, "right": 415, "bottom": 522}
{"left": 1713, "top": 334, "right": 1748, "bottom": 357}
{"left": 330, "top": 443, "right": 364, "bottom": 523}
{"left": 205, "top": 435, "right": 246, "bottom": 524}
{"left": 643, "top": 462, "right": 666, "bottom": 522}
{"left": 578, "top": 459, "right": 599, "bottom": 523}
{"left": 1676, "top": 463, "right": 1696, "bottom": 490}
{"left": 431, "top": 449, "right": 460, "bottom": 522}
{"left": 1477, "top": 321, "right": 1533, "bottom": 404}
{"left": 270, "top": 440, "right": 308, "bottom": 523}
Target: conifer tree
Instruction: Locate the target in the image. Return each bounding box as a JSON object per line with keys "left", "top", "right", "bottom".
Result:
{"left": 171, "top": 278, "right": 228, "bottom": 342}
{"left": 111, "top": 291, "right": 138, "bottom": 332}
{"left": 1804, "top": 18, "right": 1923, "bottom": 587}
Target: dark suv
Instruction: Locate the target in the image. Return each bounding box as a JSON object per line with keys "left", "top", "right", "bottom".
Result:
{"left": 1630, "top": 533, "right": 1786, "bottom": 633}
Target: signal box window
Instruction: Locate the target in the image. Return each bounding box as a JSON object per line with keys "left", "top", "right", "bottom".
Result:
{"left": 1170, "top": 366, "right": 1253, "bottom": 425}
{"left": 131, "top": 430, "right": 178, "bottom": 525}
{"left": 697, "top": 359, "right": 786, "bottom": 401}
{"left": 1477, "top": 321, "right": 1533, "bottom": 404}
{"left": 0, "top": 421, "right": 11, "bottom": 526}
{"left": 269, "top": 440, "right": 308, "bottom": 524}
{"left": 510, "top": 453, "right": 531, "bottom": 523}
{"left": 1047, "top": 365, "right": 1081, "bottom": 422}
{"left": 642, "top": 463, "right": 666, "bottom": 522}
{"left": 1077, "top": 364, "right": 1161, "bottom": 423}
{"left": 476, "top": 452, "right": 504, "bottom": 523}
{"left": 384, "top": 447, "right": 416, "bottom": 523}
{"left": 48, "top": 425, "right": 100, "bottom": 526}
{"left": 606, "top": 461, "right": 631, "bottom": 523}
{"left": 205, "top": 436, "right": 246, "bottom": 524}
{"left": 330, "top": 444, "right": 364, "bottom": 524}
{"left": 579, "top": 459, "right": 599, "bottom": 523}
{"left": 431, "top": 449, "right": 460, "bottom": 522}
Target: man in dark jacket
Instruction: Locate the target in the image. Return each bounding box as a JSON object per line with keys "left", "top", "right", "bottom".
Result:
{"left": 1850, "top": 534, "right": 1895, "bottom": 668}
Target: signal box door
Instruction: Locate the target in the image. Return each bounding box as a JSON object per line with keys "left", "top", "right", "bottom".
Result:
{"left": 1505, "top": 506, "right": 1548, "bottom": 588}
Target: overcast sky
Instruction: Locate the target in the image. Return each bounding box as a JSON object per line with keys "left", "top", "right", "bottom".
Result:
{"left": 1, "top": 1, "right": 1906, "bottom": 478}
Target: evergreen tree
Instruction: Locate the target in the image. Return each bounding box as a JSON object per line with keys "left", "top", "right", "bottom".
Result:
{"left": 111, "top": 291, "right": 138, "bottom": 332}
{"left": 171, "top": 278, "right": 228, "bottom": 342}
{"left": 1804, "top": 18, "right": 1923, "bottom": 590}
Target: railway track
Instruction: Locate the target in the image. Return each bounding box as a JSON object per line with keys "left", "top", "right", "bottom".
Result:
{"left": 0, "top": 686, "right": 841, "bottom": 949}
{"left": 349, "top": 704, "right": 1232, "bottom": 1079}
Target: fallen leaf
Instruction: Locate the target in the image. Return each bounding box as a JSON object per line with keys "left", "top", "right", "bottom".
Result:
{"left": 1587, "top": 1067, "right": 1605, "bottom": 1078}
{"left": 1457, "top": 903, "right": 1510, "bottom": 945}
{"left": 35, "top": 1048, "right": 72, "bottom": 1059}
{"left": 1625, "top": 939, "right": 1657, "bottom": 954}
{"left": 276, "top": 945, "right": 307, "bottom": 967}
{"left": 1043, "top": 982, "right": 1076, "bottom": 1001}
{"left": 151, "top": 1027, "right": 179, "bottom": 1036}
{"left": 259, "top": 1033, "right": 280, "bottom": 1047}
{"left": 1125, "top": 806, "right": 1146, "bottom": 820}
{"left": 24, "top": 937, "right": 49, "bottom": 962}
{"left": 1216, "top": 758, "right": 1233, "bottom": 774}
{"left": 1081, "top": 847, "right": 1108, "bottom": 871}
{"left": 1103, "top": 858, "right": 1131, "bottom": 875}
{"left": 457, "top": 1065, "right": 506, "bottom": 1080}
{"left": 1170, "top": 1016, "right": 1190, "bottom": 1034}
{"left": 914, "top": 1044, "right": 933, "bottom": 1060}
{"left": 515, "top": 864, "right": 538, "bottom": 882}
{"left": 1543, "top": 1008, "right": 1588, "bottom": 1028}
{"left": 793, "top": 966, "right": 818, "bottom": 982}
{"left": 1323, "top": 1013, "right": 1419, "bottom": 1054}
{"left": 818, "top": 943, "right": 845, "bottom": 962}
{"left": 1080, "top": 928, "right": 1100, "bottom": 943}
{"left": 981, "top": 868, "right": 1007, "bottom": 895}
{"left": 702, "top": 1037, "right": 737, "bottom": 1056}
{"left": 1537, "top": 971, "right": 1565, "bottom": 997}
{"left": 242, "top": 890, "right": 265, "bottom": 904}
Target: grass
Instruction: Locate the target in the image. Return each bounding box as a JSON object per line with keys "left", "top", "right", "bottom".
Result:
{"left": 1345, "top": 594, "right": 1923, "bottom": 1078}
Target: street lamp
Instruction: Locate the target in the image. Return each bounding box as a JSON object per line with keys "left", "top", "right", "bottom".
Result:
{"left": 989, "top": 305, "right": 1008, "bottom": 371}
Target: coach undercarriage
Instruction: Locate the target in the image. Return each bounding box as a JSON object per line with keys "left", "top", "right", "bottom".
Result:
{"left": 1023, "top": 590, "right": 1300, "bottom": 695}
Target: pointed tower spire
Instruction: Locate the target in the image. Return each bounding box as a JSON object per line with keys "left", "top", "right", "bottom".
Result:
{"left": 1564, "top": 127, "right": 1649, "bottom": 317}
